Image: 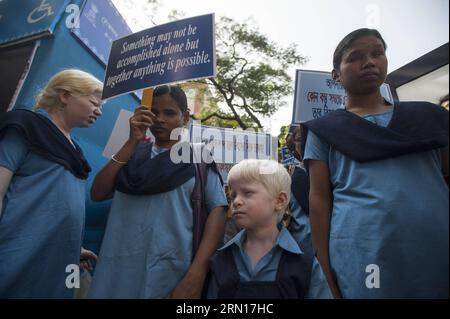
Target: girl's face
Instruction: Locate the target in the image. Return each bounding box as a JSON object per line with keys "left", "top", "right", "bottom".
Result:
{"left": 333, "top": 35, "right": 388, "bottom": 96}
{"left": 61, "top": 91, "right": 102, "bottom": 128}
{"left": 150, "top": 93, "right": 189, "bottom": 146}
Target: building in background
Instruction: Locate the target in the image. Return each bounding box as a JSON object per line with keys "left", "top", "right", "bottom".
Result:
{"left": 386, "top": 42, "right": 449, "bottom": 106}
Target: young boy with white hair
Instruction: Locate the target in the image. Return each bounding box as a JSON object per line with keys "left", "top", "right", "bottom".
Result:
{"left": 207, "top": 159, "right": 331, "bottom": 299}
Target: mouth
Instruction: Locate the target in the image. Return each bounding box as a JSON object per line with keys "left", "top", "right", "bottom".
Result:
{"left": 151, "top": 126, "right": 167, "bottom": 133}
{"left": 232, "top": 210, "right": 246, "bottom": 218}
{"left": 360, "top": 72, "right": 379, "bottom": 80}
{"left": 88, "top": 116, "right": 97, "bottom": 123}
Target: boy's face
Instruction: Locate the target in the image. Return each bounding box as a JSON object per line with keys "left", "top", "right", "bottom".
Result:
{"left": 229, "top": 180, "right": 280, "bottom": 230}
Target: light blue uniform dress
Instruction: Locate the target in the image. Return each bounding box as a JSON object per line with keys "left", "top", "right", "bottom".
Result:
{"left": 304, "top": 109, "right": 449, "bottom": 298}
{"left": 0, "top": 110, "right": 86, "bottom": 298}
{"left": 289, "top": 194, "right": 311, "bottom": 245}
{"left": 88, "top": 146, "right": 228, "bottom": 298}
{"left": 207, "top": 227, "right": 332, "bottom": 299}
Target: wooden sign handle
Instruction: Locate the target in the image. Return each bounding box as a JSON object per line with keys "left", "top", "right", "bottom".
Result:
{"left": 141, "top": 88, "right": 154, "bottom": 109}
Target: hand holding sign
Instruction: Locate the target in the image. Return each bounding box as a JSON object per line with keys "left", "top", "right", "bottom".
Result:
{"left": 128, "top": 105, "right": 156, "bottom": 143}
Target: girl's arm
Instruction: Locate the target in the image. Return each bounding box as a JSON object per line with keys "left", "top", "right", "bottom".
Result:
{"left": 308, "top": 159, "right": 341, "bottom": 298}
{"left": 90, "top": 106, "right": 154, "bottom": 201}
{"left": 90, "top": 139, "right": 138, "bottom": 201}
{"left": 169, "top": 206, "right": 227, "bottom": 299}
{"left": 0, "top": 167, "right": 13, "bottom": 218}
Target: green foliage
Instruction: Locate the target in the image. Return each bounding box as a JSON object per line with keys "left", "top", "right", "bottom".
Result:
{"left": 277, "top": 125, "right": 290, "bottom": 161}
{"left": 194, "top": 17, "right": 308, "bottom": 130}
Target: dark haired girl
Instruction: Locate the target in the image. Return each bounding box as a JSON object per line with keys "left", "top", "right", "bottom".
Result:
{"left": 303, "top": 29, "right": 448, "bottom": 298}
{"left": 88, "top": 85, "right": 228, "bottom": 298}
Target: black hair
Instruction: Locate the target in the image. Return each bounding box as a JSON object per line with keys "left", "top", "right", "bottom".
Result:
{"left": 287, "top": 125, "right": 303, "bottom": 161}
{"left": 333, "top": 28, "right": 387, "bottom": 70}
{"left": 439, "top": 93, "right": 449, "bottom": 105}
{"left": 153, "top": 85, "right": 188, "bottom": 111}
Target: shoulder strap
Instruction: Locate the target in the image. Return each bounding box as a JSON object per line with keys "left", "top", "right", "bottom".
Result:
{"left": 209, "top": 248, "right": 240, "bottom": 299}
{"left": 191, "top": 143, "right": 209, "bottom": 258}
{"left": 276, "top": 238, "right": 314, "bottom": 298}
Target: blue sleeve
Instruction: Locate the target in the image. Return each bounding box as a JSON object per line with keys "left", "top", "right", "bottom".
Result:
{"left": 305, "top": 257, "right": 333, "bottom": 299}
{"left": 205, "top": 167, "right": 228, "bottom": 212}
{"left": 303, "top": 130, "right": 329, "bottom": 164}
{"left": 289, "top": 194, "right": 311, "bottom": 244}
{"left": 0, "top": 129, "right": 28, "bottom": 172}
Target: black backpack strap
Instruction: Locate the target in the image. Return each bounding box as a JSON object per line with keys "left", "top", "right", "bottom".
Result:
{"left": 209, "top": 248, "right": 240, "bottom": 299}
{"left": 191, "top": 143, "right": 228, "bottom": 298}
{"left": 276, "top": 237, "right": 314, "bottom": 298}
{"left": 191, "top": 155, "right": 208, "bottom": 258}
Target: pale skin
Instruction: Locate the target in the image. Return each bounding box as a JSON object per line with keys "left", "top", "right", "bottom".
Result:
{"left": 0, "top": 90, "right": 102, "bottom": 265}
{"left": 309, "top": 35, "right": 449, "bottom": 299}
{"left": 90, "top": 93, "right": 227, "bottom": 299}
{"left": 229, "top": 180, "right": 288, "bottom": 268}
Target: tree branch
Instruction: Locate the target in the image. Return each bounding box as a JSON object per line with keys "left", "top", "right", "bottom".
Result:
{"left": 208, "top": 78, "right": 248, "bottom": 129}
{"left": 192, "top": 112, "right": 237, "bottom": 122}
{"left": 241, "top": 96, "right": 263, "bottom": 128}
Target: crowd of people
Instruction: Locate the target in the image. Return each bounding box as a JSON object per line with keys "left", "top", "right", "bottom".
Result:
{"left": 0, "top": 28, "right": 448, "bottom": 299}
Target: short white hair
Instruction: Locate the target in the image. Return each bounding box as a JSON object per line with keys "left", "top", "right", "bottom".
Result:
{"left": 228, "top": 159, "right": 291, "bottom": 203}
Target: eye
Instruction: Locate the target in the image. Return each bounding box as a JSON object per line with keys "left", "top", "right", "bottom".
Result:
{"left": 164, "top": 110, "right": 177, "bottom": 116}
{"left": 347, "top": 53, "right": 362, "bottom": 62}
{"left": 90, "top": 100, "right": 99, "bottom": 107}
{"left": 373, "top": 50, "right": 385, "bottom": 57}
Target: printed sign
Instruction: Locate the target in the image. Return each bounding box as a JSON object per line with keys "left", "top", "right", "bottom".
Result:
{"left": 71, "top": 0, "right": 132, "bottom": 65}
{"left": 292, "top": 70, "right": 393, "bottom": 123}
{"left": 102, "top": 14, "right": 215, "bottom": 100}
{"left": 0, "top": 0, "right": 69, "bottom": 47}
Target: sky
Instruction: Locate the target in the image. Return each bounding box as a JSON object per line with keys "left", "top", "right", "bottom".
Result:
{"left": 112, "top": 0, "right": 449, "bottom": 135}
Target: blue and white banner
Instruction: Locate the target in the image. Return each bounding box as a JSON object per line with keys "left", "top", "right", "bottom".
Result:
{"left": 102, "top": 13, "right": 216, "bottom": 100}
{"left": 71, "top": 0, "right": 132, "bottom": 65}
{"left": 0, "top": 0, "right": 69, "bottom": 46}
{"left": 292, "top": 69, "right": 394, "bottom": 123}
{"left": 190, "top": 123, "right": 272, "bottom": 164}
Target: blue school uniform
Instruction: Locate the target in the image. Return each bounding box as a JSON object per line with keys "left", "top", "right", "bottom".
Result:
{"left": 304, "top": 109, "right": 449, "bottom": 298}
{"left": 88, "top": 146, "right": 228, "bottom": 299}
{"left": 0, "top": 109, "right": 86, "bottom": 298}
{"left": 289, "top": 193, "right": 311, "bottom": 245}
{"left": 207, "top": 227, "right": 332, "bottom": 299}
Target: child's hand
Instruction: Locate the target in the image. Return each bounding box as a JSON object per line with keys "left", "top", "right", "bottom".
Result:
{"left": 80, "top": 248, "right": 97, "bottom": 272}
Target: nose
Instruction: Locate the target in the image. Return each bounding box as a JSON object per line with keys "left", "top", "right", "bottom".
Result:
{"left": 232, "top": 196, "right": 243, "bottom": 209}
{"left": 153, "top": 114, "right": 165, "bottom": 125}
{"left": 362, "top": 55, "right": 376, "bottom": 69}
{"left": 94, "top": 107, "right": 102, "bottom": 117}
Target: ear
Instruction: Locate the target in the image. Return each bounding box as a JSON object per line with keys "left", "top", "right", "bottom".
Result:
{"left": 59, "top": 90, "right": 71, "bottom": 105}
{"left": 182, "top": 110, "right": 190, "bottom": 126}
{"left": 331, "top": 69, "right": 340, "bottom": 82}
{"left": 275, "top": 191, "right": 289, "bottom": 212}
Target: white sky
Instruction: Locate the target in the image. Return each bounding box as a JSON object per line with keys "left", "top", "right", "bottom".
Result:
{"left": 112, "top": 0, "right": 449, "bottom": 135}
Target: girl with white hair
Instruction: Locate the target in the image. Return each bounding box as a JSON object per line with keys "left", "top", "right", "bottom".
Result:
{"left": 0, "top": 69, "right": 103, "bottom": 298}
